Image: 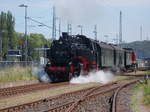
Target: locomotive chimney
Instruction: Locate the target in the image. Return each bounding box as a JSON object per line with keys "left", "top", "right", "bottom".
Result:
{"left": 62, "top": 32, "right": 68, "bottom": 36}
{"left": 62, "top": 32, "right": 69, "bottom": 39}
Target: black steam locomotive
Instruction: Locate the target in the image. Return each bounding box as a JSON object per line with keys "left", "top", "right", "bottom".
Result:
{"left": 45, "top": 33, "right": 136, "bottom": 82}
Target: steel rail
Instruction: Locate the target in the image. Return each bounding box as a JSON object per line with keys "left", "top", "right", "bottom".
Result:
{"left": 0, "top": 82, "right": 68, "bottom": 99}
{"left": 112, "top": 79, "right": 140, "bottom": 112}
{"left": 0, "top": 82, "right": 118, "bottom": 112}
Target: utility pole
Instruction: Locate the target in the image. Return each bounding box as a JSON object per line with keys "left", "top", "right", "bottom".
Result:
{"left": 67, "top": 22, "right": 72, "bottom": 35}
{"left": 59, "top": 18, "right": 61, "bottom": 37}
{"left": 116, "top": 33, "right": 119, "bottom": 45}
{"left": 93, "top": 25, "right": 97, "bottom": 40}
{"left": 56, "top": 17, "right": 61, "bottom": 37}
{"left": 119, "top": 11, "right": 122, "bottom": 45}
{"left": 27, "top": 17, "right": 61, "bottom": 39}
{"left": 77, "top": 25, "right": 83, "bottom": 35}
{"left": 140, "top": 25, "right": 142, "bottom": 41}
{"left": 0, "top": 31, "right": 2, "bottom": 61}
{"left": 52, "top": 6, "right": 56, "bottom": 40}
{"left": 19, "top": 4, "right": 28, "bottom": 62}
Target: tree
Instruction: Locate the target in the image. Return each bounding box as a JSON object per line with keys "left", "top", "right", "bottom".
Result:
{"left": 0, "top": 11, "right": 19, "bottom": 59}
{"left": 0, "top": 11, "right": 8, "bottom": 55}
{"left": 28, "top": 33, "right": 51, "bottom": 60}
{"left": 6, "top": 11, "right": 15, "bottom": 49}
{"left": 0, "top": 11, "right": 52, "bottom": 61}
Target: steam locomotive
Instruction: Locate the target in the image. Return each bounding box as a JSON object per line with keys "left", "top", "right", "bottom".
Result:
{"left": 45, "top": 33, "right": 136, "bottom": 82}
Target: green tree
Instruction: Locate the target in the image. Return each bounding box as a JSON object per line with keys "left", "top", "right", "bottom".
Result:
{"left": 0, "top": 11, "right": 51, "bottom": 61}
{"left": 6, "top": 11, "right": 15, "bottom": 49}
{"left": 0, "top": 11, "right": 19, "bottom": 59}
{"left": 28, "top": 33, "right": 51, "bottom": 61}
{"left": 0, "top": 11, "right": 8, "bottom": 55}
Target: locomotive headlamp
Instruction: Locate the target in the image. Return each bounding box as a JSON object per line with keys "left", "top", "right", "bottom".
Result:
{"left": 59, "top": 41, "right": 63, "bottom": 44}
{"left": 69, "top": 62, "right": 72, "bottom": 65}
{"left": 47, "top": 62, "right": 51, "bottom": 65}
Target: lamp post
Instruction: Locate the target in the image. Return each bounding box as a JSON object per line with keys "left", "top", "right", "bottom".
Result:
{"left": 56, "top": 17, "right": 61, "bottom": 37}
{"left": 19, "top": 4, "right": 28, "bottom": 62}
{"left": 77, "top": 25, "right": 83, "bottom": 35}
{"left": 0, "top": 31, "right": 2, "bottom": 61}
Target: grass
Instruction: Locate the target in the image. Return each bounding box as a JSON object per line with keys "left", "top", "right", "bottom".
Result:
{"left": 143, "top": 81, "right": 150, "bottom": 106}
{"left": 0, "top": 66, "right": 38, "bottom": 83}
{"left": 131, "top": 83, "right": 141, "bottom": 112}
{"left": 145, "top": 70, "right": 150, "bottom": 75}
{"left": 131, "top": 80, "right": 150, "bottom": 112}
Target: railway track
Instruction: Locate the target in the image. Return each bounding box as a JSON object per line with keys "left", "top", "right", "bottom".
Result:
{"left": 0, "top": 82, "right": 68, "bottom": 99}
{"left": 0, "top": 82, "right": 118, "bottom": 112}
{"left": 0, "top": 78, "right": 140, "bottom": 112}
{"left": 62, "top": 79, "right": 139, "bottom": 112}
{"left": 112, "top": 80, "right": 140, "bottom": 112}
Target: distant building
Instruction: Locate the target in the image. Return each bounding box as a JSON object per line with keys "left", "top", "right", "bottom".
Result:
{"left": 6, "top": 50, "right": 22, "bottom": 61}
{"left": 137, "top": 58, "right": 150, "bottom": 70}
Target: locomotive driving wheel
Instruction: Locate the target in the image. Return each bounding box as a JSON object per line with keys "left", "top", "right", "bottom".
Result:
{"left": 69, "top": 62, "right": 81, "bottom": 80}
{"left": 48, "top": 73, "right": 57, "bottom": 83}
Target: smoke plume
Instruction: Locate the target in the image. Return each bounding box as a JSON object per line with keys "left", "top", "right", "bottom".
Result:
{"left": 54, "top": 0, "right": 104, "bottom": 24}
{"left": 70, "top": 70, "right": 114, "bottom": 84}
{"left": 32, "top": 67, "right": 51, "bottom": 82}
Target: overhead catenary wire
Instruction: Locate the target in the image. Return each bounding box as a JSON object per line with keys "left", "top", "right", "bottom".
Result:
{"left": 27, "top": 17, "right": 59, "bottom": 32}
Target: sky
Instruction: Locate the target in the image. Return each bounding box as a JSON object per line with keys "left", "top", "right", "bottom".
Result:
{"left": 0, "top": 0, "right": 150, "bottom": 43}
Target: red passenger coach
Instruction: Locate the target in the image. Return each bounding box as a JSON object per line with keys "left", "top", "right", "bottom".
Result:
{"left": 132, "top": 52, "right": 137, "bottom": 64}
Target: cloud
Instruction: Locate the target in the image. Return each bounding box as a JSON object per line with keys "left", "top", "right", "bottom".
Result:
{"left": 54, "top": 0, "right": 104, "bottom": 24}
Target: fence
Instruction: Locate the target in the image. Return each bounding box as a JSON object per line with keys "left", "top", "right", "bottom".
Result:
{"left": 0, "top": 61, "right": 35, "bottom": 69}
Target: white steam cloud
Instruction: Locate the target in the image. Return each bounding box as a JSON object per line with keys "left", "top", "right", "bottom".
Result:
{"left": 32, "top": 67, "right": 51, "bottom": 82}
{"left": 32, "top": 67, "right": 114, "bottom": 84}
{"left": 70, "top": 70, "right": 114, "bottom": 84}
